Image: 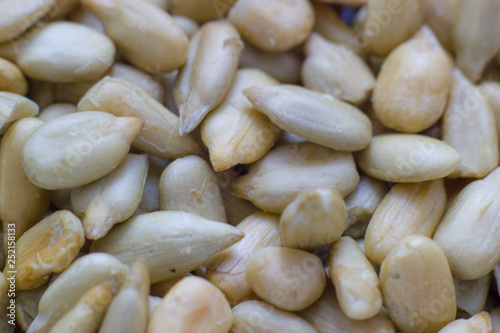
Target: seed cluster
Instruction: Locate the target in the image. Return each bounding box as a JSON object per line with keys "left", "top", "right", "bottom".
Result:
{"left": 0, "top": 0, "right": 499, "bottom": 332}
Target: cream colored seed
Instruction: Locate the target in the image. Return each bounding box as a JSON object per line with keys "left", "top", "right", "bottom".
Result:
{"left": 0, "top": 91, "right": 39, "bottom": 129}
{"left": 443, "top": 69, "right": 499, "bottom": 178}
{"left": 159, "top": 155, "right": 227, "bottom": 222}
{"left": 148, "top": 276, "right": 233, "bottom": 333}
{"left": 244, "top": 84, "right": 372, "bottom": 151}
{"left": 0, "top": 117, "right": 50, "bottom": 250}
{"left": 358, "top": 134, "right": 460, "bottom": 183}
{"left": 232, "top": 142, "right": 359, "bottom": 213}
{"left": 372, "top": 26, "right": 453, "bottom": 133}
{"left": 206, "top": 211, "right": 281, "bottom": 305}
{"left": 298, "top": 283, "right": 396, "bottom": 333}
{"left": 38, "top": 104, "right": 77, "bottom": 122}
{"left": 0, "top": 57, "right": 28, "bottom": 95}
{"left": 437, "top": 312, "right": 492, "bottom": 333}
{"left": 246, "top": 247, "right": 326, "bottom": 311}
{"left": 99, "top": 260, "right": 150, "bottom": 333}
{"left": 302, "top": 33, "right": 375, "bottom": 105}
{"left": 49, "top": 282, "right": 114, "bottom": 333}
{"left": 22, "top": 111, "right": 142, "bottom": 190}
{"left": 171, "top": 0, "right": 237, "bottom": 23}
{"left": 433, "top": 167, "right": 500, "bottom": 280}
{"left": 174, "top": 21, "right": 243, "bottom": 135}
{"left": 380, "top": 236, "right": 456, "bottom": 333}
{"left": 82, "top": 0, "right": 188, "bottom": 73}
{"left": 68, "top": 5, "right": 104, "bottom": 32}
{"left": 71, "top": 154, "right": 149, "bottom": 240}
{"left": 228, "top": 0, "right": 314, "bottom": 52}
{"left": 15, "top": 210, "right": 85, "bottom": 290}
{"left": 231, "top": 300, "right": 319, "bottom": 333}
{"left": 16, "top": 284, "right": 48, "bottom": 332}
{"left": 172, "top": 15, "right": 199, "bottom": 38}
{"left": 201, "top": 68, "right": 281, "bottom": 172}
{"left": 280, "top": 188, "right": 346, "bottom": 250}
{"left": 239, "top": 45, "right": 303, "bottom": 84}
{"left": 365, "top": 179, "right": 447, "bottom": 266}
{"left": 90, "top": 211, "right": 243, "bottom": 283}
{"left": 78, "top": 77, "right": 200, "bottom": 159}
{"left": 138, "top": 156, "right": 166, "bottom": 212}
{"left": 28, "top": 253, "right": 127, "bottom": 333}
{"left": 421, "top": 0, "right": 459, "bottom": 50}
{"left": 328, "top": 237, "right": 382, "bottom": 320}
{"left": 343, "top": 174, "right": 388, "bottom": 239}
{"left": 454, "top": 274, "right": 490, "bottom": 316}
{"left": 480, "top": 81, "right": 500, "bottom": 147}
{"left": 16, "top": 22, "right": 115, "bottom": 83}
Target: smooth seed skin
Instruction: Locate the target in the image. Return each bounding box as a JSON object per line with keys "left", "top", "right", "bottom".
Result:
{"left": 233, "top": 142, "right": 359, "bottom": 213}
{"left": 206, "top": 212, "right": 281, "bottom": 305}
{"left": 437, "top": 312, "right": 492, "bottom": 333}
{"left": 0, "top": 91, "right": 40, "bottom": 129}
{"left": 244, "top": 84, "right": 372, "bottom": 151}
{"left": 433, "top": 167, "right": 500, "bottom": 280}
{"left": 443, "top": 69, "right": 499, "bottom": 178}
{"left": 159, "top": 155, "right": 227, "bottom": 222}
{"left": 15, "top": 210, "right": 85, "bottom": 290}
{"left": 0, "top": 57, "right": 28, "bottom": 95}
{"left": 148, "top": 276, "right": 233, "bottom": 333}
{"left": 280, "top": 188, "right": 347, "bottom": 250}
{"left": 302, "top": 33, "right": 375, "bottom": 105}
{"left": 171, "top": 0, "right": 237, "bottom": 23}
{"left": 228, "top": 0, "right": 314, "bottom": 52}
{"left": 16, "top": 22, "right": 115, "bottom": 83}
{"left": 39, "top": 103, "right": 77, "bottom": 122}
{"left": 174, "top": 21, "right": 243, "bottom": 135}
{"left": 380, "top": 236, "right": 456, "bottom": 333}
{"left": 364, "top": 179, "right": 447, "bottom": 266}
{"left": 246, "top": 247, "right": 326, "bottom": 311}
{"left": 232, "top": 300, "right": 318, "bottom": 333}
{"left": 454, "top": 275, "right": 490, "bottom": 316}
{"left": 480, "top": 81, "right": 500, "bottom": 148}
{"left": 173, "top": 15, "right": 199, "bottom": 38}
{"left": 372, "top": 26, "right": 453, "bottom": 133}
{"left": 82, "top": 0, "right": 189, "bottom": 73}
{"left": 328, "top": 237, "right": 382, "bottom": 320}
{"left": 22, "top": 111, "right": 143, "bottom": 190}
{"left": 422, "top": 0, "right": 459, "bottom": 51}
{"left": 358, "top": 134, "right": 460, "bottom": 183}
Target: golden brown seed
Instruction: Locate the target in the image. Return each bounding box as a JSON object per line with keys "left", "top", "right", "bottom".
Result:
{"left": 380, "top": 236, "right": 456, "bottom": 333}
{"left": 71, "top": 154, "right": 149, "bottom": 240}
{"left": 28, "top": 253, "right": 127, "bottom": 333}
{"left": 16, "top": 22, "right": 115, "bottom": 83}
{"left": 453, "top": 0, "right": 500, "bottom": 82}
{"left": 174, "top": 21, "right": 243, "bottom": 135}
{"left": 15, "top": 210, "right": 84, "bottom": 290}
{"left": 233, "top": 142, "right": 359, "bottom": 213}
{"left": 454, "top": 275, "right": 490, "bottom": 316}
{"left": 372, "top": 26, "right": 453, "bottom": 133}
{"left": 148, "top": 276, "right": 233, "bottom": 333}
{"left": 171, "top": 0, "right": 237, "bottom": 23}
{"left": 433, "top": 167, "right": 500, "bottom": 280}
{"left": 0, "top": 118, "right": 50, "bottom": 250}
{"left": 232, "top": 300, "right": 319, "bottom": 333}
{"left": 90, "top": 211, "right": 243, "bottom": 283}
{"left": 328, "top": 237, "right": 382, "bottom": 320}
{"left": 159, "top": 155, "right": 227, "bottom": 222}
{"left": 99, "top": 260, "right": 150, "bottom": 333}
{"left": 246, "top": 247, "right": 326, "bottom": 311}
{"left": 244, "top": 85, "right": 372, "bottom": 151}
{"left": 228, "top": 0, "right": 314, "bottom": 52}
{"left": 298, "top": 283, "right": 396, "bottom": 333}
{"left": 360, "top": 0, "right": 423, "bottom": 56}
{"left": 280, "top": 188, "right": 346, "bottom": 250}
{"left": 239, "top": 44, "right": 303, "bottom": 84}
{"left": 206, "top": 212, "right": 281, "bottom": 305}
{"left": 82, "top": 0, "right": 188, "bottom": 73}
{"left": 302, "top": 33, "right": 375, "bottom": 105}
{"left": 443, "top": 69, "right": 499, "bottom": 178}
{"left": 343, "top": 174, "right": 388, "bottom": 239}
{"left": 22, "top": 111, "right": 143, "bottom": 190}
{"left": 49, "top": 282, "right": 114, "bottom": 333}
{"left": 38, "top": 103, "right": 77, "bottom": 122}
{"left": 437, "top": 312, "right": 492, "bottom": 333}
{"left": 78, "top": 77, "right": 200, "bottom": 159}
{"left": 358, "top": 134, "right": 460, "bottom": 183}
{"left": 201, "top": 68, "right": 280, "bottom": 172}
{"left": 364, "top": 179, "right": 447, "bottom": 266}
{"left": 0, "top": 91, "right": 39, "bottom": 129}
{"left": 0, "top": 57, "right": 28, "bottom": 95}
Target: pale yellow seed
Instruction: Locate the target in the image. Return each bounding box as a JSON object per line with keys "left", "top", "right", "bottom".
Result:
{"left": 0, "top": 57, "right": 28, "bottom": 95}
{"left": 0, "top": 91, "right": 39, "bottom": 130}
{"left": 38, "top": 104, "right": 77, "bottom": 122}
{"left": 438, "top": 312, "right": 492, "bottom": 333}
